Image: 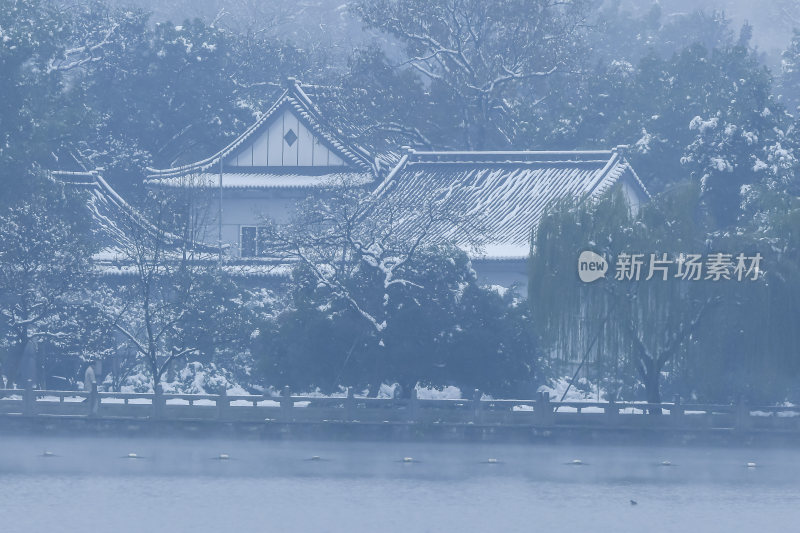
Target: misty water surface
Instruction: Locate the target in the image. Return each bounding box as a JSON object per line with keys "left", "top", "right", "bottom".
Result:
{"left": 0, "top": 436, "right": 798, "bottom": 533}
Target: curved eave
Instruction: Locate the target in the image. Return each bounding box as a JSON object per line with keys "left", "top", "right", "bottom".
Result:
{"left": 147, "top": 184, "right": 352, "bottom": 190}
{"left": 144, "top": 170, "right": 374, "bottom": 191}
{"left": 469, "top": 255, "right": 529, "bottom": 261}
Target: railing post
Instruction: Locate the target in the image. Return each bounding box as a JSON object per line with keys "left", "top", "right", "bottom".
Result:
{"left": 23, "top": 379, "right": 34, "bottom": 417}
{"left": 408, "top": 388, "right": 419, "bottom": 423}
{"left": 472, "top": 388, "right": 482, "bottom": 423}
{"left": 153, "top": 383, "right": 164, "bottom": 420}
{"left": 670, "top": 395, "right": 684, "bottom": 426}
{"left": 605, "top": 397, "right": 619, "bottom": 426}
{"left": 88, "top": 382, "right": 99, "bottom": 418}
{"left": 735, "top": 397, "right": 751, "bottom": 431}
{"left": 535, "top": 391, "right": 554, "bottom": 426}
{"left": 280, "top": 385, "right": 293, "bottom": 422}
{"left": 217, "top": 387, "right": 229, "bottom": 421}
{"left": 345, "top": 387, "right": 355, "bottom": 422}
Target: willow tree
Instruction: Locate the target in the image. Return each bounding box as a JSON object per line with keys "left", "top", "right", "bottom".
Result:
{"left": 687, "top": 188, "right": 800, "bottom": 403}
{"left": 529, "top": 183, "right": 718, "bottom": 406}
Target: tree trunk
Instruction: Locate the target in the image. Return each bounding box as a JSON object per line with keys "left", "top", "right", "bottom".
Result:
{"left": 4, "top": 344, "right": 24, "bottom": 388}
{"left": 5, "top": 335, "right": 29, "bottom": 388}
{"left": 150, "top": 353, "right": 161, "bottom": 392}
{"left": 643, "top": 360, "right": 663, "bottom": 415}
{"left": 368, "top": 340, "right": 386, "bottom": 398}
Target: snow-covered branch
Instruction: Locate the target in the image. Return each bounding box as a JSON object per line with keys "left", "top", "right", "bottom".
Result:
{"left": 47, "top": 22, "right": 119, "bottom": 73}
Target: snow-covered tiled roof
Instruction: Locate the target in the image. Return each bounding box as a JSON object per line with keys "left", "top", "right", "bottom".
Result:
{"left": 54, "top": 171, "right": 156, "bottom": 261}
{"left": 372, "top": 147, "right": 650, "bottom": 260}
{"left": 145, "top": 170, "right": 373, "bottom": 190}
{"left": 52, "top": 171, "right": 298, "bottom": 279}
{"left": 53, "top": 170, "right": 218, "bottom": 266}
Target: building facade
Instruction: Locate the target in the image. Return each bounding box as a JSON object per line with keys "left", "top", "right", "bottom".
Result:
{"left": 139, "top": 79, "right": 650, "bottom": 293}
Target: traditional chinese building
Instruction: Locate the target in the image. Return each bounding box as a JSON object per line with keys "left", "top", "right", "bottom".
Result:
{"left": 372, "top": 148, "right": 649, "bottom": 292}
{"left": 145, "top": 79, "right": 383, "bottom": 259}
{"left": 138, "top": 79, "right": 650, "bottom": 293}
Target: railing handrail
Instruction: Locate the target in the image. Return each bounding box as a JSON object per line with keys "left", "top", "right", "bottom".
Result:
{"left": 1, "top": 388, "right": 798, "bottom": 414}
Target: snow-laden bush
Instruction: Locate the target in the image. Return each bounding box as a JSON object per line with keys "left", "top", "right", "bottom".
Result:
{"left": 538, "top": 377, "right": 606, "bottom": 402}
{"left": 415, "top": 384, "right": 462, "bottom": 400}
{"left": 115, "top": 362, "right": 249, "bottom": 395}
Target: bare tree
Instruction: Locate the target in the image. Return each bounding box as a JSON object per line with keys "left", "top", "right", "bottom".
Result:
{"left": 353, "top": 0, "right": 591, "bottom": 149}
{"left": 0, "top": 177, "right": 100, "bottom": 387}
{"left": 258, "top": 176, "right": 485, "bottom": 393}
{"left": 46, "top": 1, "right": 126, "bottom": 74}
{"left": 105, "top": 183, "right": 217, "bottom": 391}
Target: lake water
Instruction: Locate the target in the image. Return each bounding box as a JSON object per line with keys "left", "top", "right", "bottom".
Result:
{"left": 0, "top": 435, "right": 798, "bottom": 533}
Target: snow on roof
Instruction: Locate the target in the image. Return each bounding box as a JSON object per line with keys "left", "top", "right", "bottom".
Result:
{"left": 53, "top": 170, "right": 217, "bottom": 265}
{"left": 51, "top": 171, "right": 297, "bottom": 279}
{"left": 54, "top": 171, "right": 153, "bottom": 261}
{"left": 289, "top": 83, "right": 406, "bottom": 174}
{"left": 372, "top": 147, "right": 649, "bottom": 260}
{"left": 96, "top": 259, "right": 293, "bottom": 279}
{"left": 146, "top": 170, "right": 373, "bottom": 190}
{"left": 146, "top": 79, "right": 375, "bottom": 180}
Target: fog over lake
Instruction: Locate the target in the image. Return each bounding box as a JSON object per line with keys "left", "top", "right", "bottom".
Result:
{"left": 2, "top": 436, "right": 799, "bottom": 533}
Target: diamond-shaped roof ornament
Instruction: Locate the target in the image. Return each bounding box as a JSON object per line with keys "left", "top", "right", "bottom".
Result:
{"left": 284, "top": 129, "right": 297, "bottom": 147}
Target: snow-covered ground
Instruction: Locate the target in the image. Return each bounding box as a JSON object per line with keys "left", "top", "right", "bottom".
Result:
{"left": 538, "top": 376, "right": 606, "bottom": 403}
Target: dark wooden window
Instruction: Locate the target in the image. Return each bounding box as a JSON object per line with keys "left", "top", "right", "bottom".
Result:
{"left": 241, "top": 226, "right": 271, "bottom": 257}
{"left": 240, "top": 226, "right": 257, "bottom": 257}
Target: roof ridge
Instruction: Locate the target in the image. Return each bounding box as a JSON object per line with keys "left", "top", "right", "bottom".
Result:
{"left": 287, "top": 80, "right": 374, "bottom": 168}
{"left": 403, "top": 149, "right": 617, "bottom": 164}
{"left": 584, "top": 151, "right": 622, "bottom": 197}
{"left": 50, "top": 170, "right": 98, "bottom": 186}
{"left": 409, "top": 149, "right": 615, "bottom": 156}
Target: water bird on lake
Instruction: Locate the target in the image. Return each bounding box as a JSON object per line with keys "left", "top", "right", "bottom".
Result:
{"left": 487, "top": 458, "right": 499, "bottom": 464}
{"left": 630, "top": 500, "right": 638, "bottom": 506}
{"left": 568, "top": 459, "right": 584, "bottom": 465}
{"left": 126, "top": 453, "right": 140, "bottom": 459}
{"left": 218, "top": 454, "right": 230, "bottom": 460}
{"left": 660, "top": 460, "right": 672, "bottom": 466}
{"left": 747, "top": 462, "right": 757, "bottom": 468}
{"left": 402, "top": 457, "right": 415, "bottom": 463}
{"left": 42, "top": 451, "right": 55, "bottom": 457}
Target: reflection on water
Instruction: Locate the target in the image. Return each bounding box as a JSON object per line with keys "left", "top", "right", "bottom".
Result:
{"left": 0, "top": 436, "right": 798, "bottom": 533}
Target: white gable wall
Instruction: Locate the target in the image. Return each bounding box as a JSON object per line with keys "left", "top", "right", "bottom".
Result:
{"left": 188, "top": 189, "right": 310, "bottom": 257}
{"left": 621, "top": 173, "right": 645, "bottom": 217}
{"left": 222, "top": 190, "right": 308, "bottom": 256}
{"left": 228, "top": 109, "right": 345, "bottom": 168}
{"left": 472, "top": 258, "right": 529, "bottom": 297}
